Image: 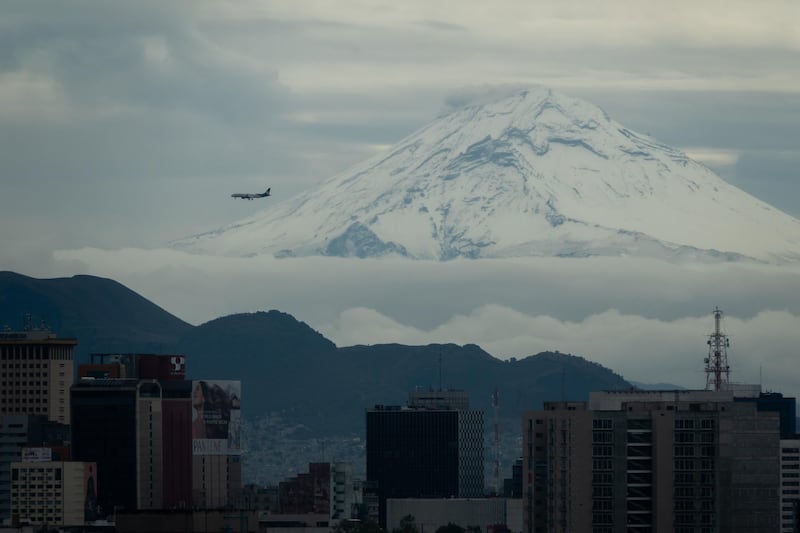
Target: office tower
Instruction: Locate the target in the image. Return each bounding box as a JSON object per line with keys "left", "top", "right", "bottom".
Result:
{"left": 79, "top": 353, "right": 192, "bottom": 509}
{"left": 9, "top": 460, "right": 97, "bottom": 527}
{"left": 0, "top": 327, "right": 77, "bottom": 424}
{"left": 781, "top": 438, "right": 800, "bottom": 533}
{"left": 366, "top": 390, "right": 484, "bottom": 528}
{"left": 523, "top": 390, "right": 781, "bottom": 533}
{"left": 73, "top": 355, "right": 241, "bottom": 511}
{"left": 0, "top": 415, "right": 70, "bottom": 523}
{"left": 71, "top": 379, "right": 164, "bottom": 514}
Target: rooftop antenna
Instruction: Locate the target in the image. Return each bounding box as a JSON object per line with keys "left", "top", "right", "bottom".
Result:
{"left": 704, "top": 306, "right": 731, "bottom": 391}
{"left": 492, "top": 387, "right": 500, "bottom": 495}
{"left": 438, "top": 350, "right": 443, "bottom": 392}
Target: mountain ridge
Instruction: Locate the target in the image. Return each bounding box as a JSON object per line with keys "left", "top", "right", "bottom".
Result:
{"left": 1, "top": 271, "right": 632, "bottom": 433}
{"left": 0, "top": 271, "right": 192, "bottom": 360}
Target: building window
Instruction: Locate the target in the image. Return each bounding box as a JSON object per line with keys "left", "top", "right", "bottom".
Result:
{"left": 675, "top": 446, "right": 694, "bottom": 457}
{"left": 593, "top": 419, "right": 612, "bottom": 429}
{"left": 593, "top": 431, "right": 613, "bottom": 443}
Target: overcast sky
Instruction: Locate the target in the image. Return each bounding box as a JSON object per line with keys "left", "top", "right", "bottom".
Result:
{"left": 3, "top": 1, "right": 800, "bottom": 391}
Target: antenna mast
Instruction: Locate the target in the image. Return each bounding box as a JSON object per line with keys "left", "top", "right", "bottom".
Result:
{"left": 704, "top": 306, "right": 731, "bottom": 391}
{"left": 492, "top": 387, "right": 500, "bottom": 495}
{"left": 438, "top": 350, "right": 443, "bottom": 391}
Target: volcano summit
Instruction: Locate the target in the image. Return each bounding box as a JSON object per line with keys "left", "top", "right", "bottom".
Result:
{"left": 174, "top": 88, "right": 800, "bottom": 263}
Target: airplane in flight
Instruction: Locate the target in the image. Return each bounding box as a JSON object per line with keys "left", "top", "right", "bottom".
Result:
{"left": 231, "top": 187, "right": 271, "bottom": 200}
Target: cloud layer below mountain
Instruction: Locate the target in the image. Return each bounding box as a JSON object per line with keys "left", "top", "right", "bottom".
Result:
{"left": 51, "top": 247, "right": 800, "bottom": 394}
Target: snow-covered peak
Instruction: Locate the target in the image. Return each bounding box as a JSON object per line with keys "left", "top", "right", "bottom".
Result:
{"left": 173, "top": 88, "right": 800, "bottom": 263}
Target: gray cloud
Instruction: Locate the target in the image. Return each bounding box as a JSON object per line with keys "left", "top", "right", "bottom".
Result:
{"left": 48, "top": 248, "right": 800, "bottom": 395}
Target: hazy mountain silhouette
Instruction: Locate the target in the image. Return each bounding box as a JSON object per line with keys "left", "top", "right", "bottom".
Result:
{"left": 0, "top": 271, "right": 192, "bottom": 361}
{"left": 2, "top": 272, "right": 632, "bottom": 434}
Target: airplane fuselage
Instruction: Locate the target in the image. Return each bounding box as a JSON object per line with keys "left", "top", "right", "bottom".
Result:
{"left": 232, "top": 188, "right": 271, "bottom": 200}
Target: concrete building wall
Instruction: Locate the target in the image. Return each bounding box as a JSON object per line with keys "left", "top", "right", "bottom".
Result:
{"left": 524, "top": 392, "right": 781, "bottom": 533}
{"left": 331, "top": 462, "right": 361, "bottom": 520}
{"left": 192, "top": 455, "right": 241, "bottom": 509}
{"left": 651, "top": 409, "right": 675, "bottom": 531}
{"left": 0, "top": 416, "right": 69, "bottom": 522}
{"left": 505, "top": 498, "right": 523, "bottom": 533}
{"left": 780, "top": 438, "right": 800, "bottom": 533}
{"left": 136, "top": 390, "right": 164, "bottom": 510}
{"left": 589, "top": 390, "right": 733, "bottom": 411}
{"left": 386, "top": 498, "right": 506, "bottom": 533}
{"left": 0, "top": 335, "right": 77, "bottom": 424}
{"left": 717, "top": 403, "right": 781, "bottom": 532}
{"left": 162, "top": 396, "right": 192, "bottom": 509}
{"left": 46, "top": 348, "right": 73, "bottom": 424}
{"left": 9, "top": 461, "right": 95, "bottom": 527}
{"left": 522, "top": 402, "right": 592, "bottom": 533}
{"left": 62, "top": 461, "right": 88, "bottom": 526}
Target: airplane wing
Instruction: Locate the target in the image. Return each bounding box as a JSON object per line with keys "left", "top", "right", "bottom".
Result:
{"left": 232, "top": 187, "right": 270, "bottom": 199}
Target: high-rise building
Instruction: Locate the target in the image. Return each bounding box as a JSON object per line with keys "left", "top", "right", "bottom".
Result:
{"left": 366, "top": 390, "right": 484, "bottom": 528}
{"left": 9, "top": 460, "right": 97, "bottom": 527}
{"left": 72, "top": 356, "right": 242, "bottom": 513}
{"left": 0, "top": 328, "right": 77, "bottom": 424}
{"left": 523, "top": 390, "right": 781, "bottom": 533}
{"left": 71, "top": 379, "right": 164, "bottom": 515}
{"left": 0, "top": 415, "right": 70, "bottom": 523}
{"left": 780, "top": 438, "right": 800, "bottom": 533}
{"left": 78, "top": 353, "right": 193, "bottom": 509}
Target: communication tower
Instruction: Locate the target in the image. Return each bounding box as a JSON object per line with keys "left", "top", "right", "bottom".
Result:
{"left": 704, "top": 306, "right": 731, "bottom": 391}
{"left": 492, "top": 387, "right": 500, "bottom": 495}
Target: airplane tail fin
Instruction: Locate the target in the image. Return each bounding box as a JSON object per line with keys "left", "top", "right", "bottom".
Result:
{"left": 266, "top": 188, "right": 271, "bottom": 195}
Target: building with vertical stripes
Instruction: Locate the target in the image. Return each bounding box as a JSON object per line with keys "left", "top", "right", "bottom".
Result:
{"left": 523, "top": 390, "right": 781, "bottom": 533}
{"left": 366, "top": 390, "right": 484, "bottom": 528}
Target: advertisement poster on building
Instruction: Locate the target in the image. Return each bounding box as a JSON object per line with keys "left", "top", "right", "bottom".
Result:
{"left": 191, "top": 380, "right": 241, "bottom": 455}
{"left": 84, "top": 462, "right": 98, "bottom": 521}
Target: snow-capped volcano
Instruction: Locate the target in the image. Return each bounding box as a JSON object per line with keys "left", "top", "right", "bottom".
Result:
{"left": 173, "top": 87, "right": 800, "bottom": 263}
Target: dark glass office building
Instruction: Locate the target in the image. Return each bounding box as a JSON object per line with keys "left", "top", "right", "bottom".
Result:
{"left": 71, "top": 379, "right": 163, "bottom": 515}
{"left": 366, "top": 399, "right": 483, "bottom": 527}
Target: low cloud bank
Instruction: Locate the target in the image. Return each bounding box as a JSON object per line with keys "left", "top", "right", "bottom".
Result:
{"left": 319, "top": 306, "right": 800, "bottom": 393}
{"left": 50, "top": 247, "right": 800, "bottom": 394}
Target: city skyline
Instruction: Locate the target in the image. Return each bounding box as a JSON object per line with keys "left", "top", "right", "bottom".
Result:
{"left": 1, "top": 2, "right": 799, "bottom": 395}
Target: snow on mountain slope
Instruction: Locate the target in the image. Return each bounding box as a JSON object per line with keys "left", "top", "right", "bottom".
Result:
{"left": 172, "top": 87, "right": 800, "bottom": 263}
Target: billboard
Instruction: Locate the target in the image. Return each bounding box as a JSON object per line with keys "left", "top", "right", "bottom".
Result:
{"left": 84, "top": 462, "right": 99, "bottom": 522}
{"left": 21, "top": 447, "right": 52, "bottom": 462}
{"left": 191, "top": 380, "right": 241, "bottom": 455}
